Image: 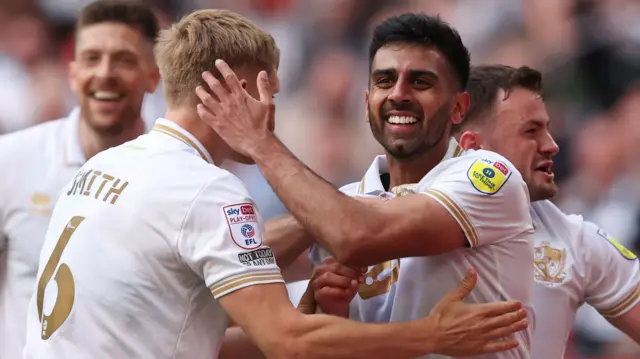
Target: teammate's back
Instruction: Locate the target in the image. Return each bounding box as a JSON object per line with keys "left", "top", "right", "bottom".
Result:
{"left": 24, "top": 124, "right": 263, "bottom": 358}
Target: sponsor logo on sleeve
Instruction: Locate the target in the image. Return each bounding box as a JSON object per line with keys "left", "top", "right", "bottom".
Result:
{"left": 597, "top": 228, "right": 637, "bottom": 260}
{"left": 238, "top": 247, "right": 277, "bottom": 267}
{"left": 223, "top": 203, "right": 262, "bottom": 250}
{"left": 467, "top": 158, "right": 511, "bottom": 195}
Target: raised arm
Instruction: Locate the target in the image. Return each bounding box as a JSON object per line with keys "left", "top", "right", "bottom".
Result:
{"left": 263, "top": 214, "right": 313, "bottom": 269}
{"left": 218, "top": 269, "right": 528, "bottom": 359}
{"left": 196, "top": 61, "right": 532, "bottom": 268}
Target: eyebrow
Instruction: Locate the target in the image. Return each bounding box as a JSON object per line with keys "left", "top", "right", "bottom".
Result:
{"left": 371, "top": 68, "right": 439, "bottom": 79}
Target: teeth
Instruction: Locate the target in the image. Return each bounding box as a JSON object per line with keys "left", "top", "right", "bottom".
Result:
{"left": 93, "top": 91, "right": 122, "bottom": 100}
{"left": 387, "top": 116, "right": 417, "bottom": 124}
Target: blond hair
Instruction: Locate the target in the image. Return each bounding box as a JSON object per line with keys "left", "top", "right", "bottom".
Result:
{"left": 155, "top": 9, "right": 280, "bottom": 107}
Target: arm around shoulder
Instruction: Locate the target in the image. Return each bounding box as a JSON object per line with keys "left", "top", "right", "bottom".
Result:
{"left": 217, "top": 268, "right": 529, "bottom": 359}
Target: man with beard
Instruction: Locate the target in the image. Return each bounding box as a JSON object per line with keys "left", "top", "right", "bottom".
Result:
{"left": 0, "top": 1, "right": 160, "bottom": 357}
{"left": 198, "top": 13, "right": 535, "bottom": 359}
{"left": 453, "top": 64, "right": 640, "bottom": 358}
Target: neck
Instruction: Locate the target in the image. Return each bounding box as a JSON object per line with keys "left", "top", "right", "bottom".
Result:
{"left": 78, "top": 117, "right": 145, "bottom": 161}
{"left": 386, "top": 137, "right": 451, "bottom": 189}
{"left": 164, "top": 107, "right": 228, "bottom": 165}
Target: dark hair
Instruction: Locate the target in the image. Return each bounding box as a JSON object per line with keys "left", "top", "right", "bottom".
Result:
{"left": 76, "top": 0, "right": 159, "bottom": 44}
{"left": 454, "top": 65, "right": 543, "bottom": 134}
{"left": 368, "top": 13, "right": 470, "bottom": 90}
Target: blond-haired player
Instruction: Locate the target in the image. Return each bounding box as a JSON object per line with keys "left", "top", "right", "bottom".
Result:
{"left": 25, "top": 9, "right": 528, "bottom": 359}
{"left": 454, "top": 64, "right": 640, "bottom": 358}
{"left": 198, "top": 13, "right": 535, "bottom": 359}
{"left": 0, "top": 1, "right": 160, "bottom": 357}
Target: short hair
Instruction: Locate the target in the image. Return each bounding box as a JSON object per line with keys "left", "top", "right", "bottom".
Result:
{"left": 454, "top": 65, "right": 543, "bottom": 134}
{"left": 154, "top": 9, "right": 280, "bottom": 107}
{"left": 76, "top": 0, "right": 159, "bottom": 44}
{"left": 368, "top": 13, "right": 470, "bottom": 90}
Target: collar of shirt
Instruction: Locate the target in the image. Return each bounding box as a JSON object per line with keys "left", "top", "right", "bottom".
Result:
{"left": 150, "top": 118, "right": 214, "bottom": 164}
{"left": 62, "top": 108, "right": 152, "bottom": 167}
{"left": 356, "top": 137, "right": 464, "bottom": 196}
{"left": 62, "top": 108, "right": 86, "bottom": 166}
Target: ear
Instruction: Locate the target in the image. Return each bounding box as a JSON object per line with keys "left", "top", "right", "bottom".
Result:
{"left": 146, "top": 66, "right": 161, "bottom": 93}
{"left": 451, "top": 92, "right": 470, "bottom": 125}
{"left": 365, "top": 90, "right": 370, "bottom": 123}
{"left": 68, "top": 61, "right": 79, "bottom": 94}
{"left": 458, "top": 130, "right": 483, "bottom": 151}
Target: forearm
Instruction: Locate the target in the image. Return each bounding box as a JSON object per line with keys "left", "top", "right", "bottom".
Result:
{"left": 251, "top": 138, "right": 372, "bottom": 260}
{"left": 264, "top": 215, "right": 314, "bottom": 269}
{"left": 285, "top": 313, "right": 435, "bottom": 359}
{"left": 219, "top": 327, "right": 266, "bottom": 359}
{"left": 609, "top": 303, "right": 640, "bottom": 343}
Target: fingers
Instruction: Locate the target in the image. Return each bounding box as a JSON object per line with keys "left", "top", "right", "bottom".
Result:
{"left": 214, "top": 59, "right": 243, "bottom": 94}
{"left": 482, "top": 317, "right": 529, "bottom": 340}
{"left": 479, "top": 308, "right": 528, "bottom": 333}
{"left": 195, "top": 86, "right": 220, "bottom": 118}
{"left": 315, "top": 286, "right": 357, "bottom": 302}
{"left": 312, "top": 272, "right": 358, "bottom": 292}
{"left": 478, "top": 339, "right": 520, "bottom": 355}
{"left": 442, "top": 268, "right": 477, "bottom": 302}
{"left": 475, "top": 300, "right": 523, "bottom": 318}
{"left": 201, "top": 71, "right": 230, "bottom": 104}
{"left": 256, "top": 71, "right": 272, "bottom": 105}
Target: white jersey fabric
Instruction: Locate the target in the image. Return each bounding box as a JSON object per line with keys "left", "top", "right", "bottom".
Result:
{"left": 0, "top": 109, "right": 86, "bottom": 359}
{"left": 24, "top": 119, "right": 283, "bottom": 359}
{"left": 530, "top": 200, "right": 640, "bottom": 359}
{"left": 310, "top": 139, "right": 535, "bottom": 359}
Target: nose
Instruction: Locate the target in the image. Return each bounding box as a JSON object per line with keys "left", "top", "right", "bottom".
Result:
{"left": 387, "top": 81, "right": 411, "bottom": 103}
{"left": 540, "top": 131, "right": 560, "bottom": 156}
{"left": 94, "top": 57, "right": 115, "bottom": 79}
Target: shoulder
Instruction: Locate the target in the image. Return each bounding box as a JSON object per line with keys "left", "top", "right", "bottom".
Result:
{"left": 433, "top": 149, "right": 524, "bottom": 196}
{"left": 0, "top": 119, "right": 66, "bottom": 155}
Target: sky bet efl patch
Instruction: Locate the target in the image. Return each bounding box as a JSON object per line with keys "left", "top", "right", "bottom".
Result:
{"left": 597, "top": 228, "right": 637, "bottom": 260}
{"left": 467, "top": 158, "right": 511, "bottom": 195}
{"left": 223, "top": 203, "right": 262, "bottom": 250}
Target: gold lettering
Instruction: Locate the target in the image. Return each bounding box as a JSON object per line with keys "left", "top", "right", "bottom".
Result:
{"left": 94, "top": 173, "right": 114, "bottom": 200}
{"left": 358, "top": 260, "right": 400, "bottom": 299}
{"left": 83, "top": 170, "right": 101, "bottom": 196}
{"left": 67, "top": 170, "right": 92, "bottom": 196}
{"left": 37, "top": 216, "right": 84, "bottom": 339}
{"left": 103, "top": 179, "right": 129, "bottom": 204}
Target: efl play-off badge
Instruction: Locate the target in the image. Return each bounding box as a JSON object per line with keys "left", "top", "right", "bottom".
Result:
{"left": 597, "top": 228, "right": 637, "bottom": 260}
{"left": 223, "top": 203, "right": 262, "bottom": 250}
{"left": 467, "top": 158, "right": 511, "bottom": 195}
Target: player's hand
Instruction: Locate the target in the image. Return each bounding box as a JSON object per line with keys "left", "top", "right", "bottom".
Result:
{"left": 426, "top": 268, "right": 528, "bottom": 357}
{"left": 311, "top": 257, "right": 366, "bottom": 318}
{"left": 195, "top": 59, "right": 275, "bottom": 158}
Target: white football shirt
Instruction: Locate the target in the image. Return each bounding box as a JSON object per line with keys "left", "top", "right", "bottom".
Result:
{"left": 530, "top": 200, "right": 640, "bottom": 359}
{"left": 0, "top": 109, "right": 87, "bottom": 359}
{"left": 310, "top": 138, "right": 535, "bottom": 359}
{"left": 23, "top": 119, "right": 283, "bottom": 359}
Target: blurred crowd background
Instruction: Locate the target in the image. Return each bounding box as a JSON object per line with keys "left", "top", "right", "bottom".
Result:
{"left": 1, "top": 0, "right": 639, "bottom": 357}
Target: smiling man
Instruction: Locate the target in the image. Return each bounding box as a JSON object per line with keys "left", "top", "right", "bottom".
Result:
{"left": 0, "top": 1, "right": 159, "bottom": 357}
{"left": 197, "top": 13, "right": 536, "bottom": 359}
{"left": 454, "top": 64, "right": 640, "bottom": 359}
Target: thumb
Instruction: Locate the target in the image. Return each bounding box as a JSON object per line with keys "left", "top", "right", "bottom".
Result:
{"left": 257, "top": 71, "right": 272, "bottom": 104}
{"left": 446, "top": 268, "right": 478, "bottom": 302}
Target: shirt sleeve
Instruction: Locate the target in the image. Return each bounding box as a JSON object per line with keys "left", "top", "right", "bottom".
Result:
{"left": 582, "top": 221, "right": 640, "bottom": 318}
{"left": 178, "top": 173, "right": 283, "bottom": 300}
{"left": 421, "top": 152, "right": 533, "bottom": 248}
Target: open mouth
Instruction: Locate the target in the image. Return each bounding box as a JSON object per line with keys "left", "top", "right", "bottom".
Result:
{"left": 90, "top": 91, "right": 124, "bottom": 102}
{"left": 386, "top": 115, "right": 418, "bottom": 125}
{"left": 535, "top": 162, "right": 554, "bottom": 176}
